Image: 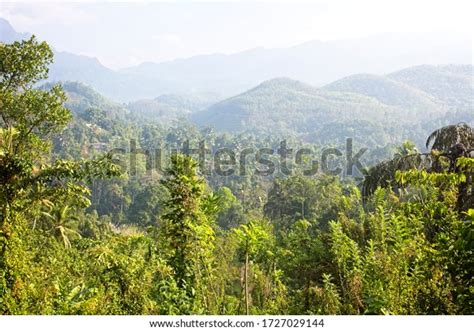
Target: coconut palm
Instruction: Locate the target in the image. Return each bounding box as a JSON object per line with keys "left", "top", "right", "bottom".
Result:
{"left": 41, "top": 205, "right": 81, "bottom": 248}
{"left": 361, "top": 151, "right": 429, "bottom": 197}
{"left": 426, "top": 122, "right": 474, "bottom": 152}
{"left": 362, "top": 123, "right": 474, "bottom": 209}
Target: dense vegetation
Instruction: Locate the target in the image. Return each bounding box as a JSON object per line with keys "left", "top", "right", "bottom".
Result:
{"left": 0, "top": 37, "right": 473, "bottom": 315}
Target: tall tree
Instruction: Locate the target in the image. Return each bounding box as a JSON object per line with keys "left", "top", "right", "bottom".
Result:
{"left": 0, "top": 37, "right": 120, "bottom": 314}
{"left": 160, "top": 154, "right": 215, "bottom": 313}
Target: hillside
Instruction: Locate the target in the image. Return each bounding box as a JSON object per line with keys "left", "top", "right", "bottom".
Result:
{"left": 323, "top": 74, "right": 445, "bottom": 112}
{"left": 44, "top": 81, "right": 129, "bottom": 119}
{"left": 191, "top": 67, "right": 473, "bottom": 146}
{"left": 0, "top": 17, "right": 30, "bottom": 43}
{"left": 191, "top": 76, "right": 436, "bottom": 132}
{"left": 33, "top": 63, "right": 472, "bottom": 150}
{"left": 191, "top": 78, "right": 402, "bottom": 136}
{"left": 387, "top": 65, "right": 474, "bottom": 111}
{"left": 126, "top": 93, "right": 220, "bottom": 124}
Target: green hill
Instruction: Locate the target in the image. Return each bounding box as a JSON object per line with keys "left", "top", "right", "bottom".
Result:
{"left": 323, "top": 73, "right": 445, "bottom": 112}
{"left": 126, "top": 93, "right": 220, "bottom": 124}
{"left": 387, "top": 65, "right": 473, "bottom": 111}
{"left": 41, "top": 65, "right": 472, "bottom": 149}
{"left": 57, "top": 81, "right": 128, "bottom": 117}
{"left": 192, "top": 78, "right": 417, "bottom": 136}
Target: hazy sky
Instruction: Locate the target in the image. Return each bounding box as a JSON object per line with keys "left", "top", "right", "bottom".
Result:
{"left": 1, "top": 0, "right": 472, "bottom": 69}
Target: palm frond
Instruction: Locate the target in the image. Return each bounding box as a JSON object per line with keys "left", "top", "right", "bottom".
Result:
{"left": 362, "top": 153, "right": 430, "bottom": 197}
{"left": 426, "top": 123, "right": 474, "bottom": 151}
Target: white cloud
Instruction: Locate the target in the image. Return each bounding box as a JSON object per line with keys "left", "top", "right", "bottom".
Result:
{"left": 0, "top": 2, "right": 95, "bottom": 30}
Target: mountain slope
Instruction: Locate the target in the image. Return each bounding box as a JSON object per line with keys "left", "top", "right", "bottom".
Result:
{"left": 191, "top": 66, "right": 474, "bottom": 146}
{"left": 59, "top": 81, "right": 129, "bottom": 117}
{"left": 0, "top": 18, "right": 132, "bottom": 101}
{"left": 126, "top": 93, "right": 220, "bottom": 123}
{"left": 387, "top": 65, "right": 474, "bottom": 111}
{"left": 0, "top": 17, "right": 30, "bottom": 43}
{"left": 192, "top": 78, "right": 404, "bottom": 134}
{"left": 322, "top": 74, "right": 445, "bottom": 112}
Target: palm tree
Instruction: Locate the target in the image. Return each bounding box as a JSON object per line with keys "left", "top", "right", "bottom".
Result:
{"left": 361, "top": 151, "right": 429, "bottom": 197}
{"left": 41, "top": 205, "right": 81, "bottom": 248}
{"left": 362, "top": 123, "right": 473, "bottom": 209}
{"left": 426, "top": 122, "right": 474, "bottom": 152}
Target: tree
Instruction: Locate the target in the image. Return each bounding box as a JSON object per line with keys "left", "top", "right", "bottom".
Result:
{"left": 264, "top": 175, "right": 342, "bottom": 232}
{"left": 215, "top": 187, "right": 246, "bottom": 229}
{"left": 233, "top": 219, "right": 274, "bottom": 314}
{"left": 0, "top": 37, "right": 120, "bottom": 314}
{"left": 40, "top": 205, "right": 81, "bottom": 249}
{"left": 362, "top": 123, "right": 473, "bottom": 210}
{"left": 159, "top": 154, "right": 215, "bottom": 313}
{"left": 280, "top": 219, "right": 327, "bottom": 313}
{"left": 126, "top": 183, "right": 167, "bottom": 227}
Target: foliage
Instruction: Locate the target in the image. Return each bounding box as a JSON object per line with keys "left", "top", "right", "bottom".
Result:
{"left": 0, "top": 37, "right": 472, "bottom": 315}
{"left": 159, "top": 154, "right": 215, "bottom": 314}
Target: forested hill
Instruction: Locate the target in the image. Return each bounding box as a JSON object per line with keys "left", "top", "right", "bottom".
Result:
{"left": 126, "top": 93, "right": 221, "bottom": 124}
{"left": 191, "top": 65, "right": 473, "bottom": 146}
{"left": 43, "top": 81, "right": 129, "bottom": 118}
{"left": 192, "top": 77, "right": 397, "bottom": 133}
{"left": 323, "top": 73, "right": 444, "bottom": 111}
{"left": 43, "top": 64, "right": 473, "bottom": 150}
{"left": 387, "top": 65, "right": 474, "bottom": 111}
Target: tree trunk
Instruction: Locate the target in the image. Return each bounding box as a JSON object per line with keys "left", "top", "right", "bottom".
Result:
{"left": 244, "top": 252, "right": 249, "bottom": 315}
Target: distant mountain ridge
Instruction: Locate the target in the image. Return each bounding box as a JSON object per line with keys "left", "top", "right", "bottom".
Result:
{"left": 0, "top": 17, "right": 30, "bottom": 42}
{"left": 2, "top": 17, "right": 472, "bottom": 148}
{"left": 1, "top": 18, "right": 471, "bottom": 102}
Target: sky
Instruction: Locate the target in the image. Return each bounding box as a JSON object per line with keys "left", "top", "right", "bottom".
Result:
{"left": 1, "top": 0, "right": 473, "bottom": 69}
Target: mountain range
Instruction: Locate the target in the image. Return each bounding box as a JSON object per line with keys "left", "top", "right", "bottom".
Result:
{"left": 1, "top": 17, "right": 471, "bottom": 102}
{"left": 2, "top": 17, "right": 472, "bottom": 148}
{"left": 50, "top": 64, "right": 472, "bottom": 149}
